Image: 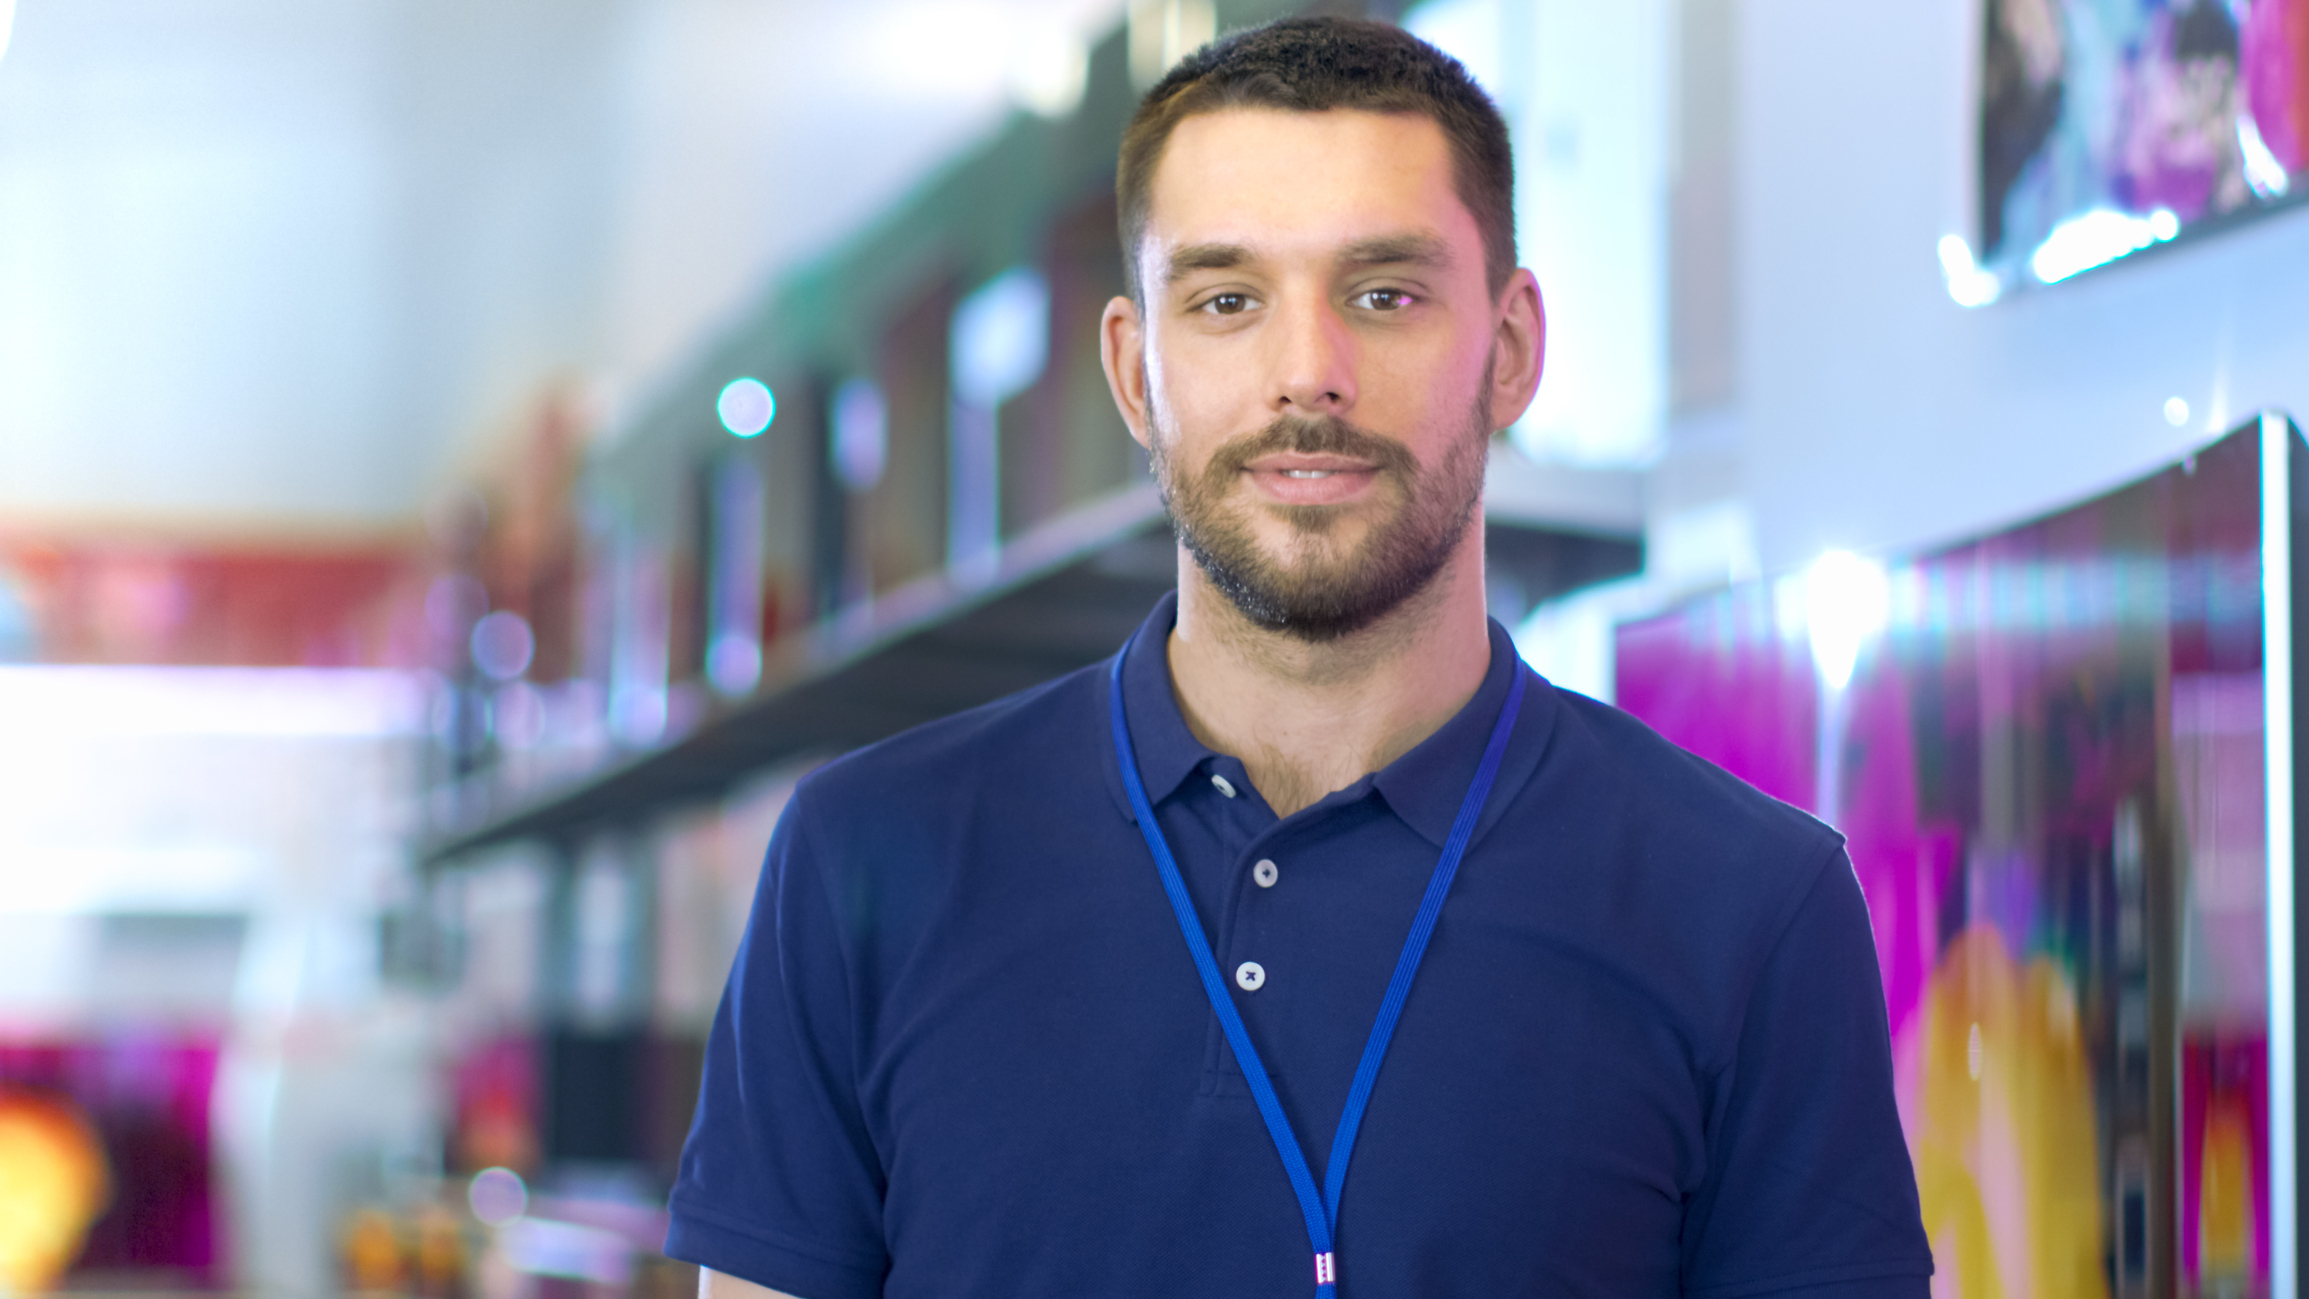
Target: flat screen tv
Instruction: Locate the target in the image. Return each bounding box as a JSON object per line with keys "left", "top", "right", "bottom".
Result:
{"left": 1613, "top": 413, "right": 2302, "bottom": 1298}
{"left": 1974, "top": 0, "right": 2308, "bottom": 292}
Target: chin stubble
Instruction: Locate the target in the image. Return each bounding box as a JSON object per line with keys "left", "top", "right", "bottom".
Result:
{"left": 1151, "top": 389, "right": 1490, "bottom": 643}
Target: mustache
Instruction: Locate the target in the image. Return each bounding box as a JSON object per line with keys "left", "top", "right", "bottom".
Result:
{"left": 1205, "top": 415, "right": 1419, "bottom": 479}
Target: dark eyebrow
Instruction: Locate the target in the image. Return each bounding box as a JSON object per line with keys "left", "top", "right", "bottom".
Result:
{"left": 1159, "top": 232, "right": 1450, "bottom": 288}
{"left": 1339, "top": 232, "right": 1452, "bottom": 270}
{"left": 1164, "top": 242, "right": 1254, "bottom": 285}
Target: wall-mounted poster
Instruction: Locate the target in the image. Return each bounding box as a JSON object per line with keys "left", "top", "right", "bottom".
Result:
{"left": 1614, "top": 414, "right": 2302, "bottom": 1297}
{"left": 1973, "top": 0, "right": 2309, "bottom": 291}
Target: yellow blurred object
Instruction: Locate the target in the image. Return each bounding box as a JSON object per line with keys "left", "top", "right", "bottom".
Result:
{"left": 2200, "top": 1092, "right": 2255, "bottom": 1281}
{"left": 0, "top": 1088, "right": 113, "bottom": 1294}
{"left": 411, "top": 1201, "right": 471, "bottom": 1297}
{"left": 341, "top": 1205, "right": 407, "bottom": 1292}
{"left": 1911, "top": 924, "right": 2107, "bottom": 1299}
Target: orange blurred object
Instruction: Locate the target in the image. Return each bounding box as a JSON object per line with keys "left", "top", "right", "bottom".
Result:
{"left": 341, "top": 1206, "right": 406, "bottom": 1293}
{"left": 2200, "top": 1091, "right": 2257, "bottom": 1281}
{"left": 0, "top": 1088, "right": 113, "bottom": 1293}
{"left": 410, "top": 1202, "right": 471, "bottom": 1298}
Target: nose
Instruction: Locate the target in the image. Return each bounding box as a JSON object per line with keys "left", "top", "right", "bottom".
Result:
{"left": 1268, "top": 293, "right": 1357, "bottom": 416}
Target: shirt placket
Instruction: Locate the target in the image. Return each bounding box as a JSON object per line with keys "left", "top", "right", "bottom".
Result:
{"left": 1195, "top": 755, "right": 1345, "bottom": 1097}
{"left": 1177, "top": 754, "right": 1272, "bottom": 1095}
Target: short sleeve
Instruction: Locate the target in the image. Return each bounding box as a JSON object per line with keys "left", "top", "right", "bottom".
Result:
{"left": 1680, "top": 849, "right": 1935, "bottom": 1298}
{"left": 665, "top": 795, "right": 890, "bottom": 1299}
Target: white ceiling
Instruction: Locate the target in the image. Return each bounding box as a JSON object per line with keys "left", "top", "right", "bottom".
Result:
{"left": 0, "top": 0, "right": 1126, "bottom": 535}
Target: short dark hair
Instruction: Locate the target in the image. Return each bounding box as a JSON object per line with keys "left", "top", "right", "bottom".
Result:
{"left": 1116, "top": 16, "right": 1516, "bottom": 301}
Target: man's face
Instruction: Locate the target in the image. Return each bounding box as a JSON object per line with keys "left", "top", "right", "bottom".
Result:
{"left": 1103, "top": 108, "right": 1542, "bottom": 641}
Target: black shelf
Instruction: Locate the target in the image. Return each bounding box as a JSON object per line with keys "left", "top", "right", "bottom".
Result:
{"left": 422, "top": 484, "right": 1639, "bottom": 865}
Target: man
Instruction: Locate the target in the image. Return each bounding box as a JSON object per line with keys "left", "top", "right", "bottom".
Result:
{"left": 667, "top": 17, "right": 1931, "bottom": 1298}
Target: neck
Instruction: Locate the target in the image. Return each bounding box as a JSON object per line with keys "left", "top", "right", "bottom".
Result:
{"left": 1165, "top": 522, "right": 1494, "bottom": 817}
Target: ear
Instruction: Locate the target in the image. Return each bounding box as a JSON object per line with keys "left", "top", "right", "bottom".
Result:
{"left": 1487, "top": 269, "right": 1545, "bottom": 431}
{"left": 1100, "top": 294, "right": 1153, "bottom": 448}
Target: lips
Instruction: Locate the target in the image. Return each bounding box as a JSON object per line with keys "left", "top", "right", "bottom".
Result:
{"left": 1241, "top": 453, "right": 1381, "bottom": 505}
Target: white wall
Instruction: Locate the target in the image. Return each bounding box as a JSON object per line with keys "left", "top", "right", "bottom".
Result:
{"left": 1739, "top": 0, "right": 2309, "bottom": 572}
{"left": 0, "top": 0, "right": 1125, "bottom": 533}
{"left": 1406, "top": 0, "right": 1673, "bottom": 467}
{"left": 0, "top": 3, "right": 407, "bottom": 528}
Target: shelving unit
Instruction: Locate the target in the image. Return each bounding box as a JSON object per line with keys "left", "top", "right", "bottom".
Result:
{"left": 423, "top": 476, "right": 1642, "bottom": 865}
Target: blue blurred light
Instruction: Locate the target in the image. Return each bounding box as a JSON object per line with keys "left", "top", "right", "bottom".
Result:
{"left": 718, "top": 378, "right": 775, "bottom": 438}
{"left": 471, "top": 610, "right": 535, "bottom": 681}
{"left": 833, "top": 378, "right": 889, "bottom": 493}
{"left": 951, "top": 269, "right": 1050, "bottom": 409}
{"left": 468, "top": 1166, "right": 528, "bottom": 1226}
{"left": 1935, "top": 235, "right": 2002, "bottom": 308}
{"left": 2239, "top": 115, "right": 2292, "bottom": 199}
{"left": 2027, "top": 207, "right": 2178, "bottom": 285}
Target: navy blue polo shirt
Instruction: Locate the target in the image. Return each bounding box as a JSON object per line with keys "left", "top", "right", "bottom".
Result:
{"left": 666, "top": 593, "right": 1931, "bottom": 1298}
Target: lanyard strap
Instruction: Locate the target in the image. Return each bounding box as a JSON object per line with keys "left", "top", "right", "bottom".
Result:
{"left": 1106, "top": 643, "right": 1526, "bottom": 1297}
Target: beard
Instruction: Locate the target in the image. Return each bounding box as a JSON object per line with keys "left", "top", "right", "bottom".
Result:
{"left": 1149, "top": 375, "right": 1491, "bottom": 643}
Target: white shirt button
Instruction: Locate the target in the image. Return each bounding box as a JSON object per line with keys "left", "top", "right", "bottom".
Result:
{"left": 1210, "top": 774, "right": 1238, "bottom": 798}
{"left": 1253, "top": 859, "right": 1279, "bottom": 888}
{"left": 1234, "top": 961, "right": 1266, "bottom": 991}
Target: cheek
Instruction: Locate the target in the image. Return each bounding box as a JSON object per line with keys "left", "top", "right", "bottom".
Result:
{"left": 1143, "top": 337, "right": 1238, "bottom": 444}
{"left": 1355, "top": 338, "right": 1478, "bottom": 431}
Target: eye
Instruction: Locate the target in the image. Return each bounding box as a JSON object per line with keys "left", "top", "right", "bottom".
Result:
{"left": 1354, "top": 288, "right": 1416, "bottom": 311}
{"left": 1199, "top": 292, "right": 1254, "bottom": 316}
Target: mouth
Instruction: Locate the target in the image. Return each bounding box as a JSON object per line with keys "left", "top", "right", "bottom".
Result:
{"left": 1240, "top": 453, "right": 1383, "bottom": 505}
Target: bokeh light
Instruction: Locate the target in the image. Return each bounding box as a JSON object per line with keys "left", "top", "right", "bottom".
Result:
{"left": 717, "top": 378, "right": 775, "bottom": 438}
{"left": 0, "top": 1089, "right": 111, "bottom": 1294}
{"left": 470, "top": 610, "right": 536, "bottom": 682}
{"left": 467, "top": 1166, "right": 527, "bottom": 1227}
{"left": 833, "top": 378, "right": 889, "bottom": 493}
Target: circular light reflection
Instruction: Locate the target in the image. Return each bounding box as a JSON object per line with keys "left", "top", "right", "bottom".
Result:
{"left": 467, "top": 1166, "right": 527, "bottom": 1226}
{"left": 2164, "top": 396, "right": 2190, "bottom": 427}
{"left": 470, "top": 610, "right": 535, "bottom": 682}
{"left": 718, "top": 378, "right": 775, "bottom": 438}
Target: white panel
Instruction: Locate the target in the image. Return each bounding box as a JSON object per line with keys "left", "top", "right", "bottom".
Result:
{"left": 1517, "top": 0, "right": 1672, "bottom": 466}
{"left": 1740, "top": 0, "right": 2309, "bottom": 572}
{"left": 1406, "top": 0, "right": 1671, "bottom": 467}
{"left": 2265, "top": 410, "right": 2297, "bottom": 1299}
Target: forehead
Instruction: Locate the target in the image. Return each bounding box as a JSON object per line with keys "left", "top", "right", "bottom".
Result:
{"left": 1142, "top": 108, "right": 1475, "bottom": 267}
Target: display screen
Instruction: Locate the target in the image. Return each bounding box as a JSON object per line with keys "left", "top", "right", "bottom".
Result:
{"left": 0, "top": 1033, "right": 223, "bottom": 1286}
{"left": 1976, "top": 0, "right": 2307, "bottom": 289}
{"left": 1616, "top": 421, "right": 2282, "bottom": 1296}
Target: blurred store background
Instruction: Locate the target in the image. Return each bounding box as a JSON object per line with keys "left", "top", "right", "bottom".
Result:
{"left": 0, "top": 0, "right": 2303, "bottom": 1295}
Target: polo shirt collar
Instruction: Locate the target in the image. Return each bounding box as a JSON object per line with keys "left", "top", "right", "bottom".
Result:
{"left": 1367, "top": 615, "right": 1532, "bottom": 848}
{"left": 1114, "top": 590, "right": 1218, "bottom": 809}
{"left": 1105, "top": 590, "right": 1554, "bottom": 848}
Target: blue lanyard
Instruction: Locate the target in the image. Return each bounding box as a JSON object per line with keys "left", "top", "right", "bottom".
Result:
{"left": 1106, "top": 641, "right": 1526, "bottom": 1298}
